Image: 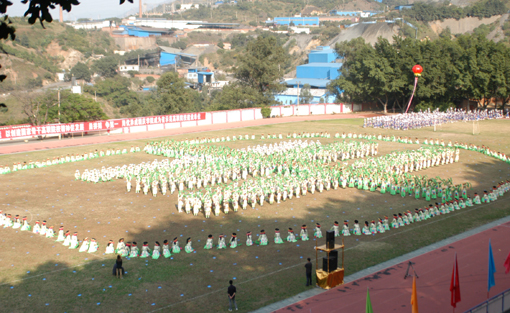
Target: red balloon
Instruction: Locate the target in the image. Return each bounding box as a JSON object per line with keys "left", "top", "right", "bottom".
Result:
{"left": 412, "top": 65, "right": 423, "bottom": 75}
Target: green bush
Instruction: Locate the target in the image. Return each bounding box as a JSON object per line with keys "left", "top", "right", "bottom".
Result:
{"left": 261, "top": 106, "right": 271, "bottom": 118}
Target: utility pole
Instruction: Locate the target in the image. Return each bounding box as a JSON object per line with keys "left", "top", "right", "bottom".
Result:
{"left": 296, "top": 81, "right": 300, "bottom": 115}
{"left": 58, "top": 89, "right": 61, "bottom": 140}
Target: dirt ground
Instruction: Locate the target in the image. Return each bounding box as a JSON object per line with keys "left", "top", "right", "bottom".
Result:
{"left": 0, "top": 118, "right": 509, "bottom": 312}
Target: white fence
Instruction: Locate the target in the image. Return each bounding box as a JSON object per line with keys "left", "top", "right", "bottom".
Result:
{"left": 121, "top": 103, "right": 360, "bottom": 134}
{"left": 0, "top": 103, "right": 361, "bottom": 141}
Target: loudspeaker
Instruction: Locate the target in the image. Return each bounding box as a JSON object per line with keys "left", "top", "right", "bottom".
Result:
{"left": 322, "top": 250, "right": 338, "bottom": 272}
{"left": 326, "top": 230, "right": 335, "bottom": 249}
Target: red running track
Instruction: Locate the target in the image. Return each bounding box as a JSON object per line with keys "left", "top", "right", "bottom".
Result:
{"left": 0, "top": 113, "right": 380, "bottom": 155}
{"left": 276, "top": 221, "right": 510, "bottom": 313}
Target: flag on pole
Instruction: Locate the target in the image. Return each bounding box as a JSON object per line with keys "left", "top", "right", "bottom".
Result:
{"left": 411, "top": 276, "right": 419, "bottom": 313}
{"left": 366, "top": 287, "right": 374, "bottom": 313}
{"left": 488, "top": 239, "right": 496, "bottom": 292}
{"left": 450, "top": 253, "right": 461, "bottom": 308}
{"left": 504, "top": 251, "right": 510, "bottom": 274}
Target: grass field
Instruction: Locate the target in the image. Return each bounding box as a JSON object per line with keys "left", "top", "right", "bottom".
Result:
{"left": 0, "top": 117, "right": 509, "bottom": 313}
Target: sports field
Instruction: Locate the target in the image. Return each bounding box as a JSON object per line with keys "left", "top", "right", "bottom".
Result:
{"left": 0, "top": 117, "right": 509, "bottom": 312}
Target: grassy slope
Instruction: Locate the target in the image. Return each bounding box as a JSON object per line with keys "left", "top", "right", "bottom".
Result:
{"left": 0, "top": 118, "right": 509, "bottom": 312}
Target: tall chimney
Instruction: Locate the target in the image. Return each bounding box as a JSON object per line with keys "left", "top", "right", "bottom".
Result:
{"left": 59, "top": 6, "right": 63, "bottom": 22}
{"left": 139, "top": 0, "right": 142, "bottom": 18}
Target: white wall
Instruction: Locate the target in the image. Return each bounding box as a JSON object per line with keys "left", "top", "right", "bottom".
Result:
{"left": 1, "top": 104, "right": 360, "bottom": 141}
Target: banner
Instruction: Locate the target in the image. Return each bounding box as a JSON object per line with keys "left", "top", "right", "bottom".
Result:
{"left": 0, "top": 112, "right": 206, "bottom": 139}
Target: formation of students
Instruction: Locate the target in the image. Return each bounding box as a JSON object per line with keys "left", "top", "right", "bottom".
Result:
{"left": 2, "top": 178, "right": 509, "bottom": 256}
{"left": 258, "top": 131, "right": 510, "bottom": 165}
{"left": 3, "top": 126, "right": 509, "bottom": 258}
{"left": 0, "top": 146, "right": 141, "bottom": 175}
{"left": 0, "top": 216, "right": 101, "bottom": 253}
{"left": 78, "top": 137, "right": 462, "bottom": 219}
{"left": 363, "top": 108, "right": 505, "bottom": 130}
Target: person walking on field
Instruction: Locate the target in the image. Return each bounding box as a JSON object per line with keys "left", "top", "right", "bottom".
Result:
{"left": 228, "top": 280, "right": 238, "bottom": 311}
{"left": 305, "top": 258, "right": 313, "bottom": 286}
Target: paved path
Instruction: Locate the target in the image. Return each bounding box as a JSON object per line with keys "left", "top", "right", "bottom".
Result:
{"left": 253, "top": 216, "right": 510, "bottom": 313}
{"left": 0, "top": 113, "right": 379, "bottom": 155}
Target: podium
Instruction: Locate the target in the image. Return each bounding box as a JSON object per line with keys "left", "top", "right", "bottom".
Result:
{"left": 315, "top": 238, "right": 345, "bottom": 289}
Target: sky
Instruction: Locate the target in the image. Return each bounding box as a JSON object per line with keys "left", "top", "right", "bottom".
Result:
{"left": 6, "top": 0, "right": 170, "bottom": 20}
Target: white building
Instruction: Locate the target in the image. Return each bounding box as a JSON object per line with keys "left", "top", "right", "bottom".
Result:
{"left": 290, "top": 27, "right": 310, "bottom": 34}
{"left": 66, "top": 20, "right": 112, "bottom": 30}
{"left": 71, "top": 85, "right": 82, "bottom": 94}
{"left": 57, "top": 73, "right": 65, "bottom": 82}
{"left": 119, "top": 65, "right": 140, "bottom": 72}
{"left": 180, "top": 3, "right": 199, "bottom": 10}
{"left": 122, "top": 17, "right": 204, "bottom": 30}
{"left": 186, "top": 72, "right": 198, "bottom": 82}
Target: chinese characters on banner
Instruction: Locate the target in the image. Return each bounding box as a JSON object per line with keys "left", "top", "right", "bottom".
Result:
{"left": 0, "top": 112, "right": 206, "bottom": 139}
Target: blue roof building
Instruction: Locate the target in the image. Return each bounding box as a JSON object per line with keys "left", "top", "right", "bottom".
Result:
{"left": 159, "top": 46, "right": 197, "bottom": 66}
{"left": 271, "top": 17, "right": 319, "bottom": 26}
{"left": 308, "top": 46, "right": 338, "bottom": 63}
{"left": 119, "top": 25, "right": 173, "bottom": 37}
{"left": 296, "top": 63, "right": 343, "bottom": 80}
{"left": 395, "top": 5, "right": 413, "bottom": 10}
{"left": 197, "top": 72, "right": 214, "bottom": 84}
{"left": 329, "top": 10, "right": 361, "bottom": 16}
{"left": 274, "top": 46, "right": 343, "bottom": 104}
{"left": 284, "top": 78, "right": 331, "bottom": 89}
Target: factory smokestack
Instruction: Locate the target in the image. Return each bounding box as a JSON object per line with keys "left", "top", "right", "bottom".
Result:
{"left": 139, "top": 0, "right": 142, "bottom": 18}
{"left": 59, "top": 6, "right": 63, "bottom": 22}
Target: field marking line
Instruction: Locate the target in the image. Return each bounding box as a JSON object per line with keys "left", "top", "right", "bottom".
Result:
{"left": 147, "top": 246, "right": 358, "bottom": 313}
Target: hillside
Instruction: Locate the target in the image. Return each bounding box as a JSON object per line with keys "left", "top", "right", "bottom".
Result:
{"left": 0, "top": 18, "right": 118, "bottom": 93}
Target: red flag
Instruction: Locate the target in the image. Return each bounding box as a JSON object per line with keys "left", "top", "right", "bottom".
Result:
{"left": 504, "top": 251, "right": 510, "bottom": 274}
{"left": 450, "top": 253, "right": 461, "bottom": 308}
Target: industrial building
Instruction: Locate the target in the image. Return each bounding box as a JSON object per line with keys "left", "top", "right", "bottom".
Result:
{"left": 308, "top": 46, "right": 338, "bottom": 63}
{"left": 296, "top": 63, "right": 342, "bottom": 80}
{"left": 329, "top": 10, "right": 381, "bottom": 17}
{"left": 121, "top": 46, "right": 197, "bottom": 70}
{"left": 267, "top": 17, "right": 320, "bottom": 26}
{"left": 394, "top": 5, "right": 414, "bottom": 10}
{"left": 122, "top": 17, "right": 240, "bottom": 30}
{"left": 159, "top": 46, "right": 197, "bottom": 67}
{"left": 66, "top": 20, "right": 114, "bottom": 29}
{"left": 329, "top": 11, "right": 362, "bottom": 17}
{"left": 116, "top": 25, "right": 174, "bottom": 37}
{"left": 275, "top": 46, "right": 342, "bottom": 105}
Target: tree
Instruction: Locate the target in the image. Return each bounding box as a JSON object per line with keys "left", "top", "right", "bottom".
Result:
{"left": 71, "top": 62, "right": 91, "bottom": 82}
{"left": 92, "top": 56, "right": 118, "bottom": 78}
{"left": 299, "top": 84, "right": 314, "bottom": 104}
{"left": 47, "top": 92, "right": 107, "bottom": 123}
{"left": 234, "top": 35, "right": 288, "bottom": 104}
{"left": 146, "top": 76, "right": 155, "bottom": 83}
{"left": 211, "top": 83, "right": 266, "bottom": 110}
{"left": 87, "top": 77, "right": 140, "bottom": 108}
{"left": 18, "top": 91, "right": 57, "bottom": 126}
{"left": 156, "top": 72, "right": 198, "bottom": 114}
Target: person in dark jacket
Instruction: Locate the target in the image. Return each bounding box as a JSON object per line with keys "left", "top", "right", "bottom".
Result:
{"left": 305, "top": 258, "right": 312, "bottom": 286}
{"left": 112, "top": 255, "right": 124, "bottom": 278}
{"left": 227, "top": 280, "right": 238, "bottom": 311}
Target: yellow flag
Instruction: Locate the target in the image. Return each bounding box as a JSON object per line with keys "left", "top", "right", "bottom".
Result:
{"left": 411, "top": 276, "right": 419, "bottom": 313}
